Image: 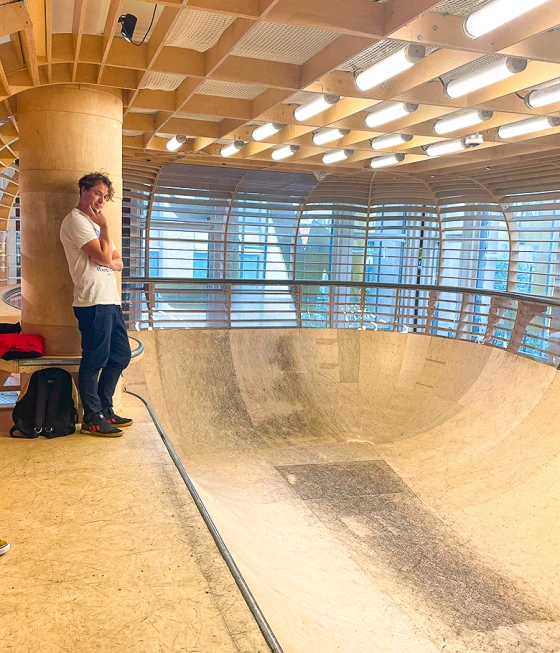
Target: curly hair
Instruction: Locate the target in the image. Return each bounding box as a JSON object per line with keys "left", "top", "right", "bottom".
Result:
{"left": 77, "top": 172, "right": 115, "bottom": 201}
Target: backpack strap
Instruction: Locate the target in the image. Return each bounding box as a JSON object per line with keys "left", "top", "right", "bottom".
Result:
{"left": 10, "top": 424, "right": 37, "bottom": 439}
{"left": 34, "top": 372, "right": 49, "bottom": 435}
{"left": 44, "top": 372, "right": 62, "bottom": 436}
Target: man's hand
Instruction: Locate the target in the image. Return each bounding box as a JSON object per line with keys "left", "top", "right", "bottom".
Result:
{"left": 85, "top": 204, "right": 108, "bottom": 227}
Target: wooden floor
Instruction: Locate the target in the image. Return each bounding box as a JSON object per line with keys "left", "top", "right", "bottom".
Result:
{"left": 0, "top": 392, "right": 268, "bottom": 652}
{"left": 126, "top": 329, "right": 560, "bottom": 653}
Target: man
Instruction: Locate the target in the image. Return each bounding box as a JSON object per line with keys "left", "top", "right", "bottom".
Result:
{"left": 60, "top": 172, "right": 132, "bottom": 436}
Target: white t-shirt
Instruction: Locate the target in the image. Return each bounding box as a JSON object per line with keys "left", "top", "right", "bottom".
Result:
{"left": 60, "top": 208, "right": 121, "bottom": 307}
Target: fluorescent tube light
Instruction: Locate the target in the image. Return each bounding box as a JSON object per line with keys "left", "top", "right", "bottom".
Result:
{"left": 312, "top": 128, "right": 350, "bottom": 146}
{"left": 294, "top": 95, "right": 340, "bottom": 121}
{"left": 365, "top": 102, "right": 418, "bottom": 128}
{"left": 497, "top": 116, "right": 560, "bottom": 139}
{"left": 464, "top": 0, "right": 551, "bottom": 39}
{"left": 426, "top": 134, "right": 483, "bottom": 157}
{"left": 355, "top": 45, "right": 425, "bottom": 92}
{"left": 525, "top": 82, "right": 560, "bottom": 109}
{"left": 220, "top": 140, "right": 245, "bottom": 157}
{"left": 434, "top": 110, "right": 493, "bottom": 135}
{"left": 371, "top": 133, "right": 413, "bottom": 150}
{"left": 369, "top": 153, "right": 405, "bottom": 169}
{"left": 445, "top": 58, "right": 527, "bottom": 99}
{"left": 271, "top": 145, "right": 299, "bottom": 160}
{"left": 252, "top": 122, "right": 285, "bottom": 141}
{"left": 322, "top": 149, "right": 353, "bottom": 165}
{"left": 166, "top": 135, "right": 187, "bottom": 151}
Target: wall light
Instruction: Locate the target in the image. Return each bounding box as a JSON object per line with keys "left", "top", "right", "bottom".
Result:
{"left": 221, "top": 140, "right": 245, "bottom": 157}
{"left": 497, "top": 116, "right": 560, "bottom": 139}
{"left": 371, "top": 133, "right": 413, "bottom": 150}
{"left": 322, "top": 149, "right": 353, "bottom": 165}
{"left": 369, "top": 153, "right": 405, "bottom": 169}
{"left": 252, "top": 122, "right": 285, "bottom": 141}
{"left": 365, "top": 102, "right": 418, "bottom": 128}
{"left": 426, "top": 133, "right": 483, "bottom": 157}
{"left": 525, "top": 82, "right": 560, "bottom": 109}
{"left": 294, "top": 95, "right": 340, "bottom": 121}
{"left": 434, "top": 110, "right": 493, "bottom": 135}
{"left": 166, "top": 135, "right": 187, "bottom": 151}
{"left": 271, "top": 145, "right": 299, "bottom": 160}
{"left": 312, "top": 128, "right": 350, "bottom": 146}
{"left": 445, "top": 58, "right": 527, "bottom": 99}
{"left": 355, "top": 45, "right": 425, "bottom": 92}
{"left": 464, "top": 0, "right": 550, "bottom": 39}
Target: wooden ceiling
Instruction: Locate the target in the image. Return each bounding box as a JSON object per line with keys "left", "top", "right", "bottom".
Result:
{"left": 1, "top": 0, "right": 560, "bottom": 179}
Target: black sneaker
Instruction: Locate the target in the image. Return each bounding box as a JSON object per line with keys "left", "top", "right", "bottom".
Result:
{"left": 104, "top": 407, "right": 133, "bottom": 428}
{"left": 81, "top": 412, "right": 123, "bottom": 437}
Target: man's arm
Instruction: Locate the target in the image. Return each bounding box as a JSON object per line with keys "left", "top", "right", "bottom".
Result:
{"left": 110, "top": 249, "right": 123, "bottom": 272}
{"left": 81, "top": 238, "right": 112, "bottom": 267}
{"left": 80, "top": 205, "right": 123, "bottom": 268}
{"left": 81, "top": 240, "right": 123, "bottom": 270}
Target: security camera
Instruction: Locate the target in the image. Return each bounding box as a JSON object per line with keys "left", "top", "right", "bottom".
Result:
{"left": 118, "top": 14, "right": 137, "bottom": 43}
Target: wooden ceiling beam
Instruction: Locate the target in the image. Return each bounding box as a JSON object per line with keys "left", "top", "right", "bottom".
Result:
{"left": 264, "top": 0, "right": 385, "bottom": 37}
{"left": 97, "top": 0, "right": 126, "bottom": 84}
{"left": 20, "top": 27, "right": 40, "bottom": 86}
{"left": 382, "top": 0, "right": 444, "bottom": 36}
{"left": 205, "top": 18, "right": 256, "bottom": 74}
{"left": 300, "top": 34, "right": 375, "bottom": 88}
{"left": 181, "top": 94, "right": 252, "bottom": 119}
{"left": 501, "top": 31, "right": 560, "bottom": 65}
{"left": 153, "top": 47, "right": 205, "bottom": 77}
{"left": 0, "top": 2, "right": 31, "bottom": 40}
{"left": 126, "top": 4, "right": 186, "bottom": 111}
{"left": 133, "top": 0, "right": 260, "bottom": 18}
{"left": 209, "top": 56, "right": 300, "bottom": 90}
{"left": 45, "top": 0, "right": 52, "bottom": 82}
{"left": 71, "top": 0, "right": 88, "bottom": 81}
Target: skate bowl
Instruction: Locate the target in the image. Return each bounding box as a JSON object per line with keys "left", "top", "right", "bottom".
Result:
{"left": 126, "top": 328, "right": 560, "bottom": 653}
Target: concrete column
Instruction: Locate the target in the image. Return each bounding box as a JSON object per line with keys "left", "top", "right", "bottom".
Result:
{"left": 18, "top": 85, "right": 123, "bottom": 355}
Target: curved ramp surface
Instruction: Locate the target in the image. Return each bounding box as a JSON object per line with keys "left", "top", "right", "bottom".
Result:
{"left": 127, "top": 329, "right": 560, "bottom": 652}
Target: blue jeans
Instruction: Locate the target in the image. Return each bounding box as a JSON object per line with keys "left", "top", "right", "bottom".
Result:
{"left": 73, "top": 305, "right": 131, "bottom": 419}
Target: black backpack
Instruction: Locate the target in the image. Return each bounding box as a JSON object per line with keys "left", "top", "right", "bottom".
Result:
{"left": 10, "top": 368, "right": 78, "bottom": 439}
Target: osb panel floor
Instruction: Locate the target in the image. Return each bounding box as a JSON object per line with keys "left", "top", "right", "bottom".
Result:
{"left": 0, "top": 397, "right": 268, "bottom": 653}
{"left": 125, "top": 328, "right": 560, "bottom": 653}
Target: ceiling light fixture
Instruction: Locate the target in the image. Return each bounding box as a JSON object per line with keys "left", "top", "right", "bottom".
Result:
{"left": 271, "top": 145, "right": 299, "bottom": 160}
{"left": 166, "top": 135, "right": 187, "bottom": 151}
{"left": 464, "top": 0, "right": 551, "bottom": 39}
{"left": 355, "top": 45, "right": 426, "bottom": 92}
{"left": 497, "top": 116, "right": 560, "bottom": 139}
{"left": 312, "top": 128, "right": 350, "bottom": 146}
{"left": 365, "top": 102, "right": 418, "bottom": 128}
{"left": 220, "top": 140, "right": 245, "bottom": 157}
{"left": 294, "top": 95, "right": 340, "bottom": 122}
{"left": 370, "top": 133, "right": 413, "bottom": 150}
{"left": 525, "top": 82, "right": 560, "bottom": 109}
{"left": 434, "top": 110, "right": 493, "bottom": 135}
{"left": 322, "top": 149, "right": 353, "bottom": 165}
{"left": 369, "top": 153, "right": 405, "bottom": 169}
{"left": 426, "top": 133, "right": 483, "bottom": 157}
{"left": 252, "top": 122, "right": 285, "bottom": 141}
{"left": 445, "top": 58, "right": 527, "bottom": 99}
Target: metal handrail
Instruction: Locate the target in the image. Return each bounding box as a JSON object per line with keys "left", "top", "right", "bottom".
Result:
{"left": 125, "top": 388, "right": 284, "bottom": 653}
{"left": 2, "top": 286, "right": 21, "bottom": 309}
{"left": 123, "top": 277, "right": 560, "bottom": 309}
{"left": 18, "top": 336, "right": 144, "bottom": 367}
